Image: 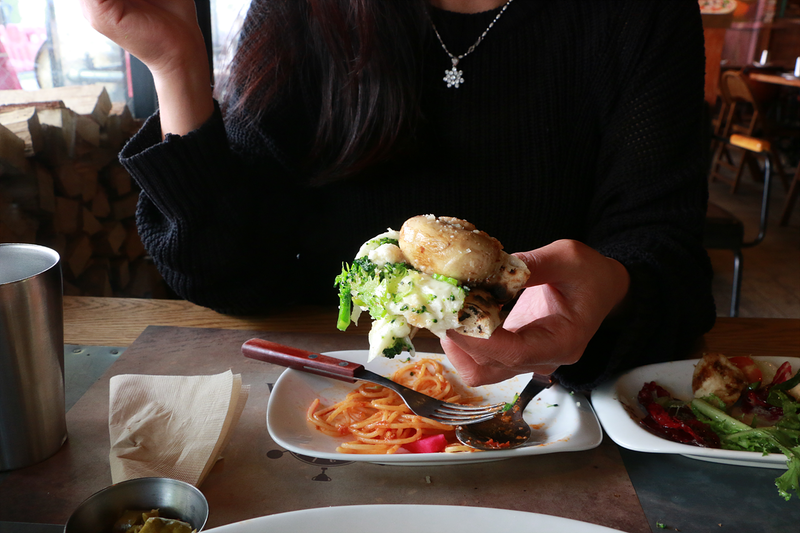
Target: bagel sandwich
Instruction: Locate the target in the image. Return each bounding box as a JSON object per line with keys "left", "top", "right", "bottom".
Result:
{"left": 335, "top": 215, "right": 529, "bottom": 361}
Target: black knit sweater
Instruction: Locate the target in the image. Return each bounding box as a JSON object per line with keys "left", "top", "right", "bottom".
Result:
{"left": 119, "top": 0, "right": 716, "bottom": 389}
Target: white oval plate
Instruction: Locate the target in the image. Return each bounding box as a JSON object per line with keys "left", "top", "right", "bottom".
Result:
{"left": 204, "top": 505, "right": 625, "bottom": 533}
{"left": 266, "top": 350, "right": 602, "bottom": 465}
{"left": 591, "top": 356, "right": 799, "bottom": 469}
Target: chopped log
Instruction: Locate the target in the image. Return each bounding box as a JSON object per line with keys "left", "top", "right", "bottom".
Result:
{"left": 74, "top": 161, "right": 98, "bottom": 203}
{"left": 105, "top": 164, "right": 132, "bottom": 197}
{"left": 0, "top": 84, "right": 112, "bottom": 127}
{"left": 110, "top": 257, "right": 131, "bottom": 290}
{"left": 0, "top": 107, "right": 43, "bottom": 156}
{"left": 121, "top": 219, "right": 145, "bottom": 261}
{"left": 92, "top": 220, "right": 127, "bottom": 256}
{"left": 37, "top": 125, "right": 70, "bottom": 166}
{"left": 81, "top": 207, "right": 103, "bottom": 236}
{"left": 63, "top": 233, "right": 93, "bottom": 279}
{"left": 63, "top": 279, "right": 83, "bottom": 296}
{"left": 54, "top": 196, "right": 81, "bottom": 234}
{"left": 0, "top": 101, "right": 65, "bottom": 113}
{"left": 34, "top": 163, "right": 56, "bottom": 213}
{"left": 75, "top": 115, "right": 100, "bottom": 147}
{"left": 112, "top": 192, "right": 139, "bottom": 220}
{"left": 0, "top": 222, "right": 15, "bottom": 243}
{"left": 38, "top": 108, "right": 77, "bottom": 160}
{"left": 0, "top": 88, "right": 162, "bottom": 298}
{"left": 0, "top": 123, "right": 28, "bottom": 174}
{"left": 90, "top": 185, "right": 111, "bottom": 218}
{"left": 36, "top": 231, "right": 67, "bottom": 257}
{"left": 77, "top": 259, "right": 114, "bottom": 297}
{"left": 0, "top": 202, "right": 38, "bottom": 243}
{"left": 109, "top": 102, "right": 134, "bottom": 132}
{"left": 104, "top": 103, "right": 135, "bottom": 148}
{"left": 53, "top": 160, "right": 83, "bottom": 198}
{"left": 78, "top": 145, "right": 117, "bottom": 170}
{"left": 0, "top": 171, "right": 39, "bottom": 212}
{"left": 126, "top": 257, "right": 170, "bottom": 299}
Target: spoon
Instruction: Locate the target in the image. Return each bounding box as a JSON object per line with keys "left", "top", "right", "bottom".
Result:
{"left": 455, "top": 373, "right": 554, "bottom": 451}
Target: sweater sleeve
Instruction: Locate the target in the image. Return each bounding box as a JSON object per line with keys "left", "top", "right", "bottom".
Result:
{"left": 553, "top": 0, "right": 716, "bottom": 389}
{"left": 118, "top": 101, "right": 310, "bottom": 314}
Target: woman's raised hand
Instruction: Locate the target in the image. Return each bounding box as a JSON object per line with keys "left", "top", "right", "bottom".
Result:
{"left": 441, "top": 239, "right": 631, "bottom": 386}
{"left": 80, "top": 0, "right": 204, "bottom": 74}
{"left": 80, "top": 0, "right": 214, "bottom": 136}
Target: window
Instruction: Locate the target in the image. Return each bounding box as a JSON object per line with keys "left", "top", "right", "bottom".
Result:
{"left": 0, "top": 0, "right": 251, "bottom": 117}
{"left": 212, "top": 0, "right": 252, "bottom": 77}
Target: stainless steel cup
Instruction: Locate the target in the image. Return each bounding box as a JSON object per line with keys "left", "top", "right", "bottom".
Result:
{"left": 0, "top": 243, "right": 66, "bottom": 471}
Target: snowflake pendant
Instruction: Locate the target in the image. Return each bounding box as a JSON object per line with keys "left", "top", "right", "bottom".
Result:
{"left": 443, "top": 59, "right": 464, "bottom": 88}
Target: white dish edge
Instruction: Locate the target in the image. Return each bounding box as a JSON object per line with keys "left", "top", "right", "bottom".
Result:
{"left": 266, "top": 350, "right": 603, "bottom": 465}
{"left": 592, "top": 356, "right": 799, "bottom": 469}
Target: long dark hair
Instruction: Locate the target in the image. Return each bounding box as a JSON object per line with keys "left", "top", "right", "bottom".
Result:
{"left": 217, "top": 0, "right": 431, "bottom": 183}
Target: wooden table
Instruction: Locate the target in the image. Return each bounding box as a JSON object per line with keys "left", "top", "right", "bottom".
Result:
{"left": 62, "top": 296, "right": 370, "bottom": 346}
{"left": 2, "top": 296, "right": 799, "bottom": 533}
{"left": 64, "top": 296, "right": 800, "bottom": 357}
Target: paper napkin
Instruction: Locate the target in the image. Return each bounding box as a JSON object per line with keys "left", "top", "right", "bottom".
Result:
{"left": 108, "top": 370, "right": 249, "bottom": 487}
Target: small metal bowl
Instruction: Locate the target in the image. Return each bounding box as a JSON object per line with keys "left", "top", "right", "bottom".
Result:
{"left": 64, "top": 477, "right": 209, "bottom": 533}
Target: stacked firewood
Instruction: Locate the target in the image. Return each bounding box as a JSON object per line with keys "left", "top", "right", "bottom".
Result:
{"left": 0, "top": 84, "right": 172, "bottom": 298}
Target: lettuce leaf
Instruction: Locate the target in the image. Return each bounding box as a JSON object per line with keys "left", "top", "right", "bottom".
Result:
{"left": 692, "top": 398, "right": 800, "bottom": 501}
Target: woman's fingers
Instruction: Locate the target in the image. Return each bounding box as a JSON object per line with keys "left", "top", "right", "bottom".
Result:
{"left": 440, "top": 336, "right": 520, "bottom": 385}
{"left": 442, "top": 326, "right": 564, "bottom": 386}
{"left": 442, "top": 240, "right": 631, "bottom": 386}
{"left": 515, "top": 240, "right": 630, "bottom": 312}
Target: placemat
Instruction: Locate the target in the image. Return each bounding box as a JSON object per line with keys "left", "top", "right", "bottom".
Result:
{"left": 0, "top": 325, "right": 649, "bottom": 532}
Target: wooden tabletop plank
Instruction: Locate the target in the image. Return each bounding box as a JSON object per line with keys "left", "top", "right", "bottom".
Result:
{"left": 63, "top": 296, "right": 377, "bottom": 346}
{"left": 64, "top": 297, "right": 800, "bottom": 360}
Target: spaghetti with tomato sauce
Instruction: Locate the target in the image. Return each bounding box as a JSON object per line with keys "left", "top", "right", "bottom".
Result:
{"left": 307, "top": 358, "right": 480, "bottom": 454}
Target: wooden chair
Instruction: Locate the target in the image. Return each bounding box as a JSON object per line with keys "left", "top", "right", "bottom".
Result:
{"left": 704, "top": 134, "right": 774, "bottom": 317}
{"left": 708, "top": 71, "right": 786, "bottom": 194}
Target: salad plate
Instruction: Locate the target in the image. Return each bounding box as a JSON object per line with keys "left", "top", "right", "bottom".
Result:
{"left": 266, "top": 350, "right": 602, "bottom": 466}
{"left": 592, "top": 356, "right": 800, "bottom": 469}
{"left": 204, "top": 504, "right": 625, "bottom": 533}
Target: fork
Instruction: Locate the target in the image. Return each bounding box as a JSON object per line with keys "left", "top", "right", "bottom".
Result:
{"left": 241, "top": 338, "right": 506, "bottom": 425}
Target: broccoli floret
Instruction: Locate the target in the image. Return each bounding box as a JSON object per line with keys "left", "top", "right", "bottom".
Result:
{"left": 350, "top": 255, "right": 378, "bottom": 277}
{"left": 336, "top": 250, "right": 469, "bottom": 361}
{"left": 381, "top": 337, "right": 413, "bottom": 359}
{"left": 369, "top": 237, "right": 400, "bottom": 248}
{"left": 335, "top": 258, "right": 410, "bottom": 330}
{"left": 432, "top": 273, "right": 459, "bottom": 286}
{"left": 336, "top": 283, "right": 352, "bottom": 331}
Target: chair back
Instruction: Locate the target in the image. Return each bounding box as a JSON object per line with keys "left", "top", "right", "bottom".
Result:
{"left": 717, "top": 70, "right": 734, "bottom": 106}
{"left": 720, "top": 70, "right": 760, "bottom": 108}
{"left": 717, "top": 71, "right": 761, "bottom": 137}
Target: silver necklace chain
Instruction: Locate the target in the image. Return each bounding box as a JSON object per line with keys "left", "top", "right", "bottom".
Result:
{"left": 430, "top": 0, "right": 514, "bottom": 88}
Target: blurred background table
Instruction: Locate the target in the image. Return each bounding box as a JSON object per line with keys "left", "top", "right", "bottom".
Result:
{"left": 749, "top": 71, "right": 800, "bottom": 88}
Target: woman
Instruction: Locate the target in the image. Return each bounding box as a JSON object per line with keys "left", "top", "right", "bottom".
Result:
{"left": 79, "top": 0, "right": 716, "bottom": 389}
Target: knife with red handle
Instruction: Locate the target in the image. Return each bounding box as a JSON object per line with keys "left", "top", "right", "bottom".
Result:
{"left": 241, "top": 338, "right": 379, "bottom": 383}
